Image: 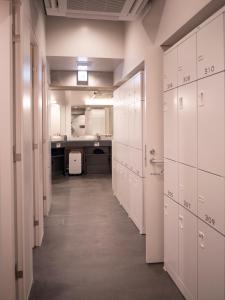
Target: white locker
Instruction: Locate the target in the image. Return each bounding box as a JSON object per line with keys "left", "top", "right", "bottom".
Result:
{"left": 179, "top": 163, "right": 197, "bottom": 215}
{"left": 164, "top": 159, "right": 178, "bottom": 202}
{"left": 164, "top": 196, "right": 179, "bottom": 279}
{"left": 178, "top": 207, "right": 197, "bottom": 300}
{"left": 129, "top": 172, "right": 144, "bottom": 233}
{"left": 129, "top": 148, "right": 143, "bottom": 177}
{"left": 178, "top": 34, "right": 197, "bottom": 86}
{"left": 178, "top": 82, "right": 197, "bottom": 167}
{"left": 198, "top": 170, "right": 225, "bottom": 235}
{"left": 122, "top": 166, "right": 129, "bottom": 214}
{"left": 133, "top": 97, "right": 143, "bottom": 150}
{"left": 197, "top": 14, "right": 225, "bottom": 79}
{"left": 128, "top": 78, "right": 135, "bottom": 148}
{"left": 198, "top": 220, "right": 225, "bottom": 300}
{"left": 134, "top": 72, "right": 144, "bottom": 101}
{"left": 164, "top": 47, "right": 178, "bottom": 91}
{"left": 164, "top": 88, "right": 178, "bottom": 161}
{"left": 198, "top": 72, "right": 225, "bottom": 176}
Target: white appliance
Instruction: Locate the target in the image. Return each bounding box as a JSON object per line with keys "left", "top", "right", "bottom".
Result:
{"left": 69, "top": 151, "right": 82, "bottom": 175}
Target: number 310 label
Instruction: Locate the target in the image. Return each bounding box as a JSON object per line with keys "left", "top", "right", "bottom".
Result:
{"left": 204, "top": 65, "right": 215, "bottom": 75}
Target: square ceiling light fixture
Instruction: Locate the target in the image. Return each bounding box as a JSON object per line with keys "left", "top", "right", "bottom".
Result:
{"left": 76, "top": 61, "right": 89, "bottom": 85}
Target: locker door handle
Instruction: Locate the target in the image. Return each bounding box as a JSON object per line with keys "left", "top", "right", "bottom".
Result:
{"left": 178, "top": 215, "right": 183, "bottom": 220}
{"left": 200, "top": 243, "right": 205, "bottom": 249}
{"left": 198, "top": 195, "right": 205, "bottom": 203}
{"left": 198, "top": 91, "right": 204, "bottom": 107}
{"left": 179, "top": 97, "right": 183, "bottom": 110}
{"left": 198, "top": 231, "right": 205, "bottom": 239}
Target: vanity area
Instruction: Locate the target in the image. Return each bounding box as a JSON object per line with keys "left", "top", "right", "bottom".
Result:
{"left": 51, "top": 139, "right": 112, "bottom": 177}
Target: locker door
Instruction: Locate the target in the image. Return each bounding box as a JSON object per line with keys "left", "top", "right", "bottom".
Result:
{"left": 164, "top": 47, "right": 178, "bottom": 91}
{"left": 133, "top": 98, "right": 143, "bottom": 150}
{"left": 197, "top": 14, "right": 225, "bottom": 79}
{"left": 179, "top": 207, "right": 197, "bottom": 300}
{"left": 164, "top": 196, "right": 179, "bottom": 278}
{"left": 179, "top": 163, "right": 197, "bottom": 215}
{"left": 134, "top": 72, "right": 144, "bottom": 101}
{"left": 178, "top": 34, "right": 197, "bottom": 85}
{"left": 132, "top": 148, "right": 143, "bottom": 177}
{"left": 198, "top": 72, "right": 225, "bottom": 176}
{"left": 178, "top": 82, "right": 197, "bottom": 167}
{"left": 198, "top": 220, "right": 225, "bottom": 300}
{"left": 123, "top": 167, "right": 129, "bottom": 214}
{"left": 198, "top": 170, "right": 225, "bottom": 235}
{"left": 164, "top": 159, "right": 178, "bottom": 203}
{"left": 128, "top": 78, "right": 135, "bottom": 148}
{"left": 164, "top": 89, "right": 178, "bottom": 161}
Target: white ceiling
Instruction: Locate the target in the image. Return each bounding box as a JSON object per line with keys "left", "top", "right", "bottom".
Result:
{"left": 44, "top": 0, "right": 151, "bottom": 21}
{"left": 47, "top": 56, "right": 123, "bottom": 71}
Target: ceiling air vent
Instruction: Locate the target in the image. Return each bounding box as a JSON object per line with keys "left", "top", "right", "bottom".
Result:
{"left": 44, "top": 0, "right": 151, "bottom": 21}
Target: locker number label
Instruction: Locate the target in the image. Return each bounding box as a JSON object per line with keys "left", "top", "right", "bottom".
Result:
{"left": 205, "top": 214, "right": 215, "bottom": 226}
{"left": 167, "top": 190, "right": 174, "bottom": 198}
{"left": 183, "top": 75, "right": 190, "bottom": 83}
{"left": 184, "top": 200, "right": 191, "bottom": 210}
{"left": 204, "top": 65, "right": 215, "bottom": 76}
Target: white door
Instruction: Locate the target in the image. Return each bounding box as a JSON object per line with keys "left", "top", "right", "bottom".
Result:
{"left": 164, "top": 196, "right": 179, "bottom": 279}
{"left": 198, "top": 72, "right": 225, "bottom": 176}
{"left": 164, "top": 47, "right": 178, "bottom": 91}
{"left": 197, "top": 14, "right": 225, "bottom": 79}
{"left": 179, "top": 163, "right": 197, "bottom": 215}
{"left": 178, "top": 34, "right": 197, "bottom": 85}
{"left": 198, "top": 170, "right": 225, "bottom": 235}
{"left": 178, "top": 82, "right": 197, "bottom": 167}
{"left": 198, "top": 220, "right": 225, "bottom": 300}
{"left": 164, "top": 88, "right": 178, "bottom": 161}
{"left": 178, "top": 206, "right": 197, "bottom": 300}
{"left": 164, "top": 159, "right": 178, "bottom": 202}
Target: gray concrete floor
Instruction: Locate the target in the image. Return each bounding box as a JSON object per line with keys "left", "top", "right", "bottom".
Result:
{"left": 29, "top": 175, "right": 184, "bottom": 300}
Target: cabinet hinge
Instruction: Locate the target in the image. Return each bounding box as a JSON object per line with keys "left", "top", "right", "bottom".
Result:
{"left": 15, "top": 265, "right": 23, "bottom": 280}
{"left": 43, "top": 195, "right": 47, "bottom": 201}
{"left": 13, "top": 147, "right": 21, "bottom": 163}
{"left": 34, "top": 220, "right": 39, "bottom": 227}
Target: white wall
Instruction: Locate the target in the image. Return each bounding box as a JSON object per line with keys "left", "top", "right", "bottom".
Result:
{"left": 0, "top": 2, "right": 16, "bottom": 300}
{"left": 114, "top": 0, "right": 220, "bottom": 263}
{"left": 46, "top": 17, "right": 125, "bottom": 59}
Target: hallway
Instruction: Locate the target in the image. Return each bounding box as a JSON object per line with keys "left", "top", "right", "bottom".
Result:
{"left": 30, "top": 175, "right": 183, "bottom": 300}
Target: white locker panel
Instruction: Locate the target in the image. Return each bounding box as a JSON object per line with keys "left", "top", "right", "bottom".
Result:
{"left": 122, "top": 166, "right": 129, "bottom": 214}
{"left": 164, "top": 47, "right": 178, "bottom": 91}
{"left": 198, "top": 220, "right": 225, "bottom": 300}
{"left": 178, "top": 207, "right": 197, "bottom": 300}
{"left": 197, "top": 14, "right": 225, "bottom": 79}
{"left": 178, "top": 34, "right": 197, "bottom": 86}
{"left": 134, "top": 72, "right": 144, "bottom": 101}
{"left": 179, "top": 163, "right": 197, "bottom": 215}
{"left": 164, "top": 89, "right": 178, "bottom": 161}
{"left": 178, "top": 82, "right": 197, "bottom": 167}
{"left": 129, "top": 172, "right": 144, "bottom": 233}
{"left": 133, "top": 97, "right": 143, "bottom": 150}
{"left": 164, "top": 159, "right": 178, "bottom": 202}
{"left": 164, "top": 196, "right": 179, "bottom": 278}
{"left": 198, "top": 72, "right": 225, "bottom": 176}
{"left": 129, "top": 147, "right": 143, "bottom": 177}
{"left": 198, "top": 170, "right": 225, "bottom": 235}
{"left": 128, "top": 79, "right": 135, "bottom": 148}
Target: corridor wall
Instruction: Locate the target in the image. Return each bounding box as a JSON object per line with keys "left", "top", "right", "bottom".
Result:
{"left": 112, "top": 72, "right": 145, "bottom": 234}
{"left": 163, "top": 6, "right": 225, "bottom": 300}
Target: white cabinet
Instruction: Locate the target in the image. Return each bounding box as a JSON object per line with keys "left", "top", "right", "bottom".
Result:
{"left": 133, "top": 98, "right": 143, "bottom": 150}
{"left": 178, "top": 34, "right": 197, "bottom": 85}
{"left": 198, "top": 220, "right": 225, "bottom": 300}
{"left": 164, "top": 47, "right": 178, "bottom": 91}
{"left": 129, "top": 147, "right": 143, "bottom": 177}
{"left": 198, "top": 72, "right": 225, "bottom": 176}
{"left": 198, "top": 170, "right": 225, "bottom": 235}
{"left": 179, "top": 163, "right": 197, "bottom": 215}
{"left": 197, "top": 14, "right": 225, "bottom": 79}
{"left": 164, "top": 88, "right": 178, "bottom": 161}
{"left": 129, "top": 172, "right": 144, "bottom": 233}
{"left": 164, "top": 196, "right": 179, "bottom": 279}
{"left": 178, "top": 82, "right": 197, "bottom": 167}
{"left": 178, "top": 207, "right": 197, "bottom": 300}
{"left": 164, "top": 159, "right": 178, "bottom": 202}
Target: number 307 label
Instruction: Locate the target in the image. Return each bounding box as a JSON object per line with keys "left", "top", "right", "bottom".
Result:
{"left": 205, "top": 214, "right": 215, "bottom": 226}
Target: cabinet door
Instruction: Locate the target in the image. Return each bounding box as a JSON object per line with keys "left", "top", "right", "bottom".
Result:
{"left": 198, "top": 72, "right": 225, "bottom": 176}
{"left": 133, "top": 98, "right": 143, "bottom": 150}
{"left": 179, "top": 163, "right": 197, "bottom": 215}
{"left": 197, "top": 14, "right": 225, "bottom": 79}
{"left": 129, "top": 173, "right": 144, "bottom": 233}
{"left": 164, "top": 89, "right": 178, "bottom": 161}
{"left": 128, "top": 79, "right": 135, "bottom": 148}
{"left": 164, "top": 47, "right": 178, "bottom": 91}
{"left": 164, "top": 159, "right": 178, "bottom": 202}
{"left": 198, "top": 220, "right": 225, "bottom": 300}
{"left": 178, "top": 34, "right": 197, "bottom": 85}
{"left": 198, "top": 170, "right": 225, "bottom": 235}
{"left": 164, "top": 196, "right": 179, "bottom": 278}
{"left": 134, "top": 72, "right": 144, "bottom": 101}
{"left": 179, "top": 207, "right": 197, "bottom": 300}
{"left": 178, "top": 82, "right": 197, "bottom": 167}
